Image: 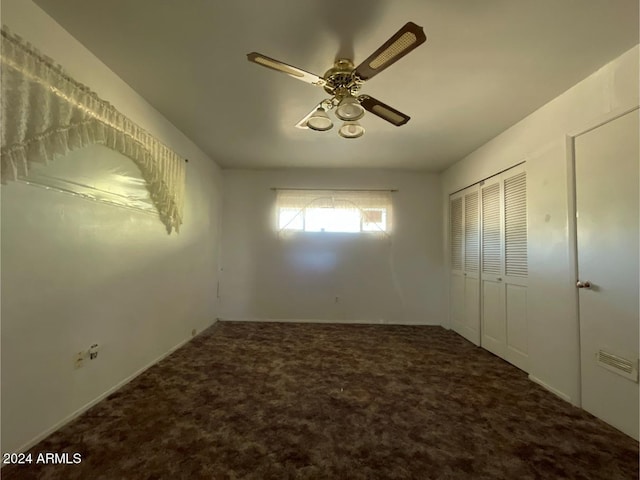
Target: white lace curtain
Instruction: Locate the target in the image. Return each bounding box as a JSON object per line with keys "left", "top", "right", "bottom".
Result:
{"left": 277, "top": 189, "right": 392, "bottom": 211}
{"left": 0, "top": 28, "right": 186, "bottom": 233}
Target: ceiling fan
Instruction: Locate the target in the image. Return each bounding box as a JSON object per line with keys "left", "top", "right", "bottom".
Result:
{"left": 247, "top": 22, "right": 426, "bottom": 139}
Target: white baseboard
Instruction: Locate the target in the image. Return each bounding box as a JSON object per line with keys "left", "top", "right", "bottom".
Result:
{"left": 10, "top": 319, "right": 218, "bottom": 456}
{"left": 451, "top": 325, "right": 481, "bottom": 346}
{"left": 528, "top": 374, "right": 572, "bottom": 403}
{"left": 217, "top": 317, "right": 441, "bottom": 326}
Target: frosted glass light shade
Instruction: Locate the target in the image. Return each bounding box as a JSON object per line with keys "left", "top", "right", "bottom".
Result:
{"left": 307, "top": 108, "right": 333, "bottom": 131}
{"left": 339, "top": 121, "right": 365, "bottom": 139}
{"left": 335, "top": 96, "right": 365, "bottom": 121}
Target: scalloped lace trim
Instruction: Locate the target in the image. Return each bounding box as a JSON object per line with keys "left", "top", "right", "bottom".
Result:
{"left": 1, "top": 28, "right": 185, "bottom": 233}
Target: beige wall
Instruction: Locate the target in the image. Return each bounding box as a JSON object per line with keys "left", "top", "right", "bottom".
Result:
{"left": 220, "top": 169, "right": 443, "bottom": 325}
{"left": 1, "top": 0, "right": 223, "bottom": 454}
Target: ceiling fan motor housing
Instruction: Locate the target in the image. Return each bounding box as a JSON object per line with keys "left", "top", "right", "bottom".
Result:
{"left": 323, "top": 59, "right": 361, "bottom": 97}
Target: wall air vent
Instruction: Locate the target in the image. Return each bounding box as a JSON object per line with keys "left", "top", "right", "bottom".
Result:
{"left": 596, "top": 350, "right": 638, "bottom": 382}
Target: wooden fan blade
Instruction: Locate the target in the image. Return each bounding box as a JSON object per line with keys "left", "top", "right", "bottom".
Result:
{"left": 247, "top": 52, "right": 327, "bottom": 87}
{"left": 354, "top": 22, "right": 426, "bottom": 81}
{"left": 359, "top": 96, "right": 410, "bottom": 126}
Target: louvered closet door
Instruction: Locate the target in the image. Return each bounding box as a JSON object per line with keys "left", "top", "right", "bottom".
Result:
{"left": 480, "top": 179, "right": 506, "bottom": 358}
{"left": 449, "top": 186, "right": 481, "bottom": 345}
{"left": 449, "top": 194, "right": 465, "bottom": 337}
{"left": 480, "top": 164, "right": 529, "bottom": 371}
{"left": 503, "top": 165, "right": 528, "bottom": 371}
{"left": 462, "top": 188, "right": 481, "bottom": 345}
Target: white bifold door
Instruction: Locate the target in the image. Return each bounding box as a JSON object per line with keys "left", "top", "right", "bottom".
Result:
{"left": 449, "top": 185, "right": 481, "bottom": 345}
{"left": 480, "top": 164, "right": 529, "bottom": 372}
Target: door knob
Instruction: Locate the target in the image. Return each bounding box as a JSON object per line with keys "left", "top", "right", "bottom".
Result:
{"left": 576, "top": 280, "right": 592, "bottom": 289}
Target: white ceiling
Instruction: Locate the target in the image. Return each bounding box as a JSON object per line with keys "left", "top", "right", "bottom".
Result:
{"left": 33, "top": 0, "right": 639, "bottom": 171}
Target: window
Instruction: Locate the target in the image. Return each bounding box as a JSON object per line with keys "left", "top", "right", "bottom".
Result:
{"left": 276, "top": 189, "right": 392, "bottom": 233}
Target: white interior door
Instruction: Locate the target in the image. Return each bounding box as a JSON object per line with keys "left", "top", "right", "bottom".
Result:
{"left": 575, "top": 109, "right": 639, "bottom": 440}
{"left": 503, "top": 167, "right": 528, "bottom": 371}
{"left": 450, "top": 187, "right": 481, "bottom": 345}
{"left": 481, "top": 179, "right": 506, "bottom": 358}
{"left": 450, "top": 195, "right": 465, "bottom": 336}
{"left": 480, "top": 165, "right": 529, "bottom": 372}
{"left": 463, "top": 188, "right": 480, "bottom": 345}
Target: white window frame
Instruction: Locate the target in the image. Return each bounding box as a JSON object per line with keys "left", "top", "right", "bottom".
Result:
{"left": 275, "top": 189, "right": 393, "bottom": 235}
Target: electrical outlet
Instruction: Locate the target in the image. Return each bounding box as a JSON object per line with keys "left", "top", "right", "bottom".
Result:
{"left": 74, "top": 351, "right": 85, "bottom": 369}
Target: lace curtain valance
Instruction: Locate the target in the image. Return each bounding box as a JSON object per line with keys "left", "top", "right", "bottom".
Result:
{"left": 1, "top": 28, "right": 186, "bottom": 233}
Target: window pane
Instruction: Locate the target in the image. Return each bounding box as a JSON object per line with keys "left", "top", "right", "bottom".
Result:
{"left": 305, "top": 207, "right": 360, "bottom": 232}
{"left": 276, "top": 189, "right": 393, "bottom": 234}
{"left": 279, "top": 208, "right": 303, "bottom": 230}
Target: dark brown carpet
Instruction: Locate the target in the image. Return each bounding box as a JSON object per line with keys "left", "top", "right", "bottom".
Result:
{"left": 3, "top": 322, "right": 638, "bottom": 479}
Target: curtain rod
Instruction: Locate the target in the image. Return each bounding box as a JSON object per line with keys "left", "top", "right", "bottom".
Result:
{"left": 270, "top": 188, "right": 398, "bottom": 192}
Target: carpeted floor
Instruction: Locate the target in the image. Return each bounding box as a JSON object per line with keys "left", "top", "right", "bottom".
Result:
{"left": 3, "top": 322, "right": 638, "bottom": 479}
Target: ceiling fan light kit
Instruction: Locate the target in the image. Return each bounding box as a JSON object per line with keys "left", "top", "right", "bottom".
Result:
{"left": 338, "top": 121, "right": 365, "bottom": 139}
{"left": 335, "top": 95, "right": 365, "bottom": 121}
{"left": 247, "top": 21, "right": 426, "bottom": 139}
{"left": 306, "top": 107, "right": 333, "bottom": 131}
